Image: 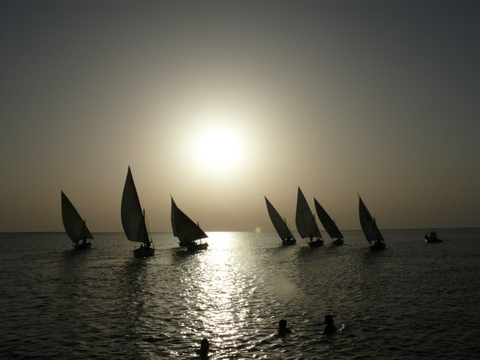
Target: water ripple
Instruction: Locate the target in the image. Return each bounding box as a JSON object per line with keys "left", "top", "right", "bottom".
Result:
{"left": 1, "top": 230, "right": 480, "bottom": 359}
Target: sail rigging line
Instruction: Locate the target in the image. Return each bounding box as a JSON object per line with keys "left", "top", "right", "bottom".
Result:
{"left": 121, "top": 166, "right": 155, "bottom": 257}
{"left": 358, "top": 194, "right": 385, "bottom": 250}
{"left": 170, "top": 196, "right": 209, "bottom": 249}
{"left": 295, "top": 187, "right": 323, "bottom": 246}
{"left": 313, "top": 198, "right": 343, "bottom": 241}
{"left": 61, "top": 191, "right": 93, "bottom": 249}
{"left": 264, "top": 195, "right": 296, "bottom": 245}
{"left": 143, "top": 209, "right": 154, "bottom": 247}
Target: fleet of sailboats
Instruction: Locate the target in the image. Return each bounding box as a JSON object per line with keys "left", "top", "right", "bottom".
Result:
{"left": 314, "top": 198, "right": 344, "bottom": 245}
{"left": 59, "top": 168, "right": 401, "bottom": 253}
{"left": 171, "top": 196, "right": 209, "bottom": 250}
{"left": 358, "top": 195, "right": 386, "bottom": 250}
{"left": 295, "top": 187, "right": 324, "bottom": 246}
{"left": 121, "top": 167, "right": 155, "bottom": 257}
{"left": 61, "top": 191, "right": 93, "bottom": 249}
{"left": 264, "top": 196, "right": 296, "bottom": 245}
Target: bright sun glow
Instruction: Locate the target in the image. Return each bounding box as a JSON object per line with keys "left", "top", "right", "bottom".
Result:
{"left": 197, "top": 129, "right": 242, "bottom": 170}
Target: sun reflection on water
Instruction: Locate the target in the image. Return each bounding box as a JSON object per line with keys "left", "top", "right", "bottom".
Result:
{"left": 183, "top": 233, "right": 253, "bottom": 355}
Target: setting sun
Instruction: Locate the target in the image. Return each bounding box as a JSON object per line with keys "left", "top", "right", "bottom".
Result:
{"left": 196, "top": 129, "right": 242, "bottom": 170}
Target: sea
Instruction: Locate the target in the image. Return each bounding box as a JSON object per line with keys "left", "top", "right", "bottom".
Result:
{"left": 1, "top": 229, "right": 480, "bottom": 360}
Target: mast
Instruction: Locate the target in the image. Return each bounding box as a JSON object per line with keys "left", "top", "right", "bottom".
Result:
{"left": 295, "top": 187, "right": 322, "bottom": 240}
{"left": 121, "top": 166, "right": 151, "bottom": 246}
{"left": 314, "top": 198, "right": 343, "bottom": 239}
{"left": 358, "top": 195, "right": 384, "bottom": 244}
{"left": 171, "top": 197, "right": 208, "bottom": 246}
{"left": 61, "top": 191, "right": 93, "bottom": 243}
{"left": 264, "top": 196, "right": 295, "bottom": 241}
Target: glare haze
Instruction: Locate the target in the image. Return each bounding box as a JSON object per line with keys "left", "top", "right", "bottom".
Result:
{"left": 1, "top": 1, "right": 479, "bottom": 232}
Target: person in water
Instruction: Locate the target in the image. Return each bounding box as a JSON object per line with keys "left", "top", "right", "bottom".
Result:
{"left": 278, "top": 319, "right": 292, "bottom": 335}
{"left": 199, "top": 338, "right": 209, "bottom": 358}
{"left": 324, "top": 314, "right": 336, "bottom": 335}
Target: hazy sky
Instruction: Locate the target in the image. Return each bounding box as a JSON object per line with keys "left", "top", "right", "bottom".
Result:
{"left": 1, "top": 1, "right": 479, "bottom": 232}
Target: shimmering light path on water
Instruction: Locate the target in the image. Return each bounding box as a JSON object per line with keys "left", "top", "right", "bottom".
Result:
{"left": 1, "top": 229, "right": 480, "bottom": 359}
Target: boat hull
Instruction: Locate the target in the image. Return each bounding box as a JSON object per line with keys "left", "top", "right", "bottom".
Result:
{"left": 282, "top": 238, "right": 296, "bottom": 246}
{"left": 180, "top": 241, "right": 209, "bottom": 251}
{"left": 73, "top": 242, "right": 92, "bottom": 250}
{"left": 425, "top": 233, "right": 441, "bottom": 243}
{"left": 187, "top": 243, "right": 209, "bottom": 251}
{"left": 332, "top": 239, "right": 344, "bottom": 246}
{"left": 307, "top": 239, "right": 324, "bottom": 247}
{"left": 133, "top": 246, "right": 155, "bottom": 258}
{"left": 370, "top": 241, "right": 386, "bottom": 250}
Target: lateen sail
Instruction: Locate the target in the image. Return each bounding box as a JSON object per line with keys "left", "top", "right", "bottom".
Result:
{"left": 358, "top": 195, "right": 385, "bottom": 244}
{"left": 171, "top": 197, "right": 208, "bottom": 246}
{"left": 264, "top": 196, "right": 295, "bottom": 241}
{"left": 295, "top": 187, "right": 322, "bottom": 239}
{"left": 121, "top": 167, "right": 150, "bottom": 245}
{"left": 314, "top": 198, "right": 343, "bottom": 239}
{"left": 61, "top": 191, "right": 93, "bottom": 243}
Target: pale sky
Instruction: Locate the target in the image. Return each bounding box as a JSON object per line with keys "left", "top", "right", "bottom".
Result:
{"left": 1, "top": 1, "right": 479, "bottom": 232}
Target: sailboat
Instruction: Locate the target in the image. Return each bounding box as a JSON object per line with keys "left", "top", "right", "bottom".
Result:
{"left": 121, "top": 166, "right": 155, "bottom": 257}
{"left": 424, "top": 230, "right": 441, "bottom": 243}
{"left": 171, "top": 197, "right": 208, "bottom": 250}
{"left": 295, "top": 187, "right": 323, "bottom": 247}
{"left": 314, "top": 198, "right": 344, "bottom": 245}
{"left": 264, "top": 196, "right": 296, "bottom": 245}
{"left": 61, "top": 191, "right": 93, "bottom": 250}
{"left": 358, "top": 195, "right": 386, "bottom": 250}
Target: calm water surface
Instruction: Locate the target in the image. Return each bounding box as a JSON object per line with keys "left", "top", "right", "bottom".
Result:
{"left": 1, "top": 229, "right": 480, "bottom": 359}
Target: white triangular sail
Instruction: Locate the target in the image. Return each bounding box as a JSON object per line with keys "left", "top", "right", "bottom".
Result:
{"left": 61, "top": 191, "right": 93, "bottom": 243}
{"left": 121, "top": 167, "right": 151, "bottom": 246}
{"left": 358, "top": 195, "right": 385, "bottom": 245}
{"left": 264, "top": 196, "right": 295, "bottom": 241}
{"left": 295, "top": 187, "right": 322, "bottom": 239}
{"left": 314, "top": 198, "right": 343, "bottom": 240}
{"left": 171, "top": 197, "right": 208, "bottom": 246}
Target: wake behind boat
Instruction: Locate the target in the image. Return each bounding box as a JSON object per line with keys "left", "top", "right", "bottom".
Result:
{"left": 121, "top": 167, "right": 155, "bottom": 257}
{"left": 61, "top": 191, "right": 93, "bottom": 250}
{"left": 358, "top": 195, "right": 386, "bottom": 250}
{"left": 171, "top": 197, "right": 208, "bottom": 251}
{"left": 314, "top": 198, "right": 344, "bottom": 245}
{"left": 264, "top": 196, "right": 296, "bottom": 246}
{"left": 295, "top": 187, "right": 323, "bottom": 247}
